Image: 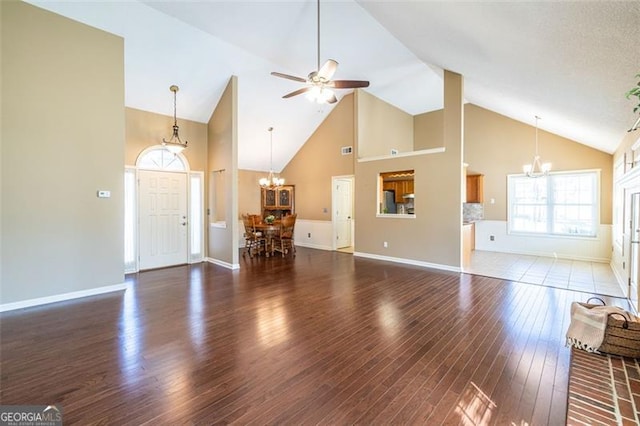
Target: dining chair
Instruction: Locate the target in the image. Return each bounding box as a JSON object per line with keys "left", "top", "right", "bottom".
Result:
{"left": 242, "top": 214, "right": 266, "bottom": 258}
{"left": 271, "top": 213, "right": 297, "bottom": 258}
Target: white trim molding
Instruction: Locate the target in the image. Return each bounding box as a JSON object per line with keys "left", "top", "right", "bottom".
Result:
{"left": 357, "top": 147, "right": 445, "bottom": 163}
{"left": 0, "top": 283, "right": 127, "bottom": 313}
{"left": 206, "top": 257, "right": 240, "bottom": 270}
{"left": 354, "top": 251, "right": 461, "bottom": 273}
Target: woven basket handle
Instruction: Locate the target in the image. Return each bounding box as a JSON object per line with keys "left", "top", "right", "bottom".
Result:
{"left": 608, "top": 312, "right": 630, "bottom": 329}
{"left": 586, "top": 297, "right": 606, "bottom": 305}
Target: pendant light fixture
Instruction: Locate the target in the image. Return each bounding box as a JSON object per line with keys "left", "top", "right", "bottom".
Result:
{"left": 162, "top": 85, "right": 188, "bottom": 154}
{"left": 259, "top": 127, "right": 285, "bottom": 189}
{"left": 523, "top": 116, "right": 551, "bottom": 177}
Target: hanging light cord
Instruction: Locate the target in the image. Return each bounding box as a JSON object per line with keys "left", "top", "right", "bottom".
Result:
{"left": 269, "top": 127, "right": 274, "bottom": 172}
{"left": 172, "top": 88, "right": 178, "bottom": 127}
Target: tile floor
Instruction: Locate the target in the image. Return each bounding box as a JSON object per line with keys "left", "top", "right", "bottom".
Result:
{"left": 466, "top": 250, "right": 626, "bottom": 298}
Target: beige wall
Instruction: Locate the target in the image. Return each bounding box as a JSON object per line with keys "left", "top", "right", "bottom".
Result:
{"left": 280, "top": 93, "right": 355, "bottom": 220}
{"left": 125, "top": 107, "right": 207, "bottom": 171}
{"left": 238, "top": 169, "right": 264, "bottom": 217}
{"left": 463, "top": 104, "right": 613, "bottom": 223}
{"left": 354, "top": 72, "right": 464, "bottom": 268}
{"left": 414, "top": 109, "right": 444, "bottom": 150}
{"left": 1, "top": 1, "right": 124, "bottom": 304}
{"left": 357, "top": 90, "right": 413, "bottom": 158}
{"left": 207, "top": 76, "right": 239, "bottom": 265}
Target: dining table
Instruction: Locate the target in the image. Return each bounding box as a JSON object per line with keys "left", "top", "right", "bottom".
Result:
{"left": 253, "top": 222, "right": 280, "bottom": 256}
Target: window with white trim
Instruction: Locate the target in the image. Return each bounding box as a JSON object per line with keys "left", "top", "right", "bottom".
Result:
{"left": 189, "top": 172, "right": 204, "bottom": 262}
{"left": 137, "top": 148, "right": 186, "bottom": 171}
{"left": 508, "top": 170, "right": 599, "bottom": 237}
{"left": 124, "top": 167, "right": 137, "bottom": 273}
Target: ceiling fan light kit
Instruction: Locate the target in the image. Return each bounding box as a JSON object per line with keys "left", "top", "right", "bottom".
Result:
{"left": 271, "top": 0, "right": 369, "bottom": 105}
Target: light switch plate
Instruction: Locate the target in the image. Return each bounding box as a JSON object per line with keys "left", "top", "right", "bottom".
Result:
{"left": 97, "top": 190, "right": 111, "bottom": 198}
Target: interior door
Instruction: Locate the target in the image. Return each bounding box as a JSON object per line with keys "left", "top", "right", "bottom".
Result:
{"left": 334, "top": 177, "right": 353, "bottom": 249}
{"left": 139, "top": 170, "right": 188, "bottom": 270}
{"left": 630, "top": 192, "right": 640, "bottom": 311}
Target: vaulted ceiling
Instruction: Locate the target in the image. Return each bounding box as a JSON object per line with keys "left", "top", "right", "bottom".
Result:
{"left": 29, "top": 1, "right": 640, "bottom": 171}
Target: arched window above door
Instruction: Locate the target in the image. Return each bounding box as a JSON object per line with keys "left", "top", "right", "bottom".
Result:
{"left": 136, "top": 146, "right": 188, "bottom": 172}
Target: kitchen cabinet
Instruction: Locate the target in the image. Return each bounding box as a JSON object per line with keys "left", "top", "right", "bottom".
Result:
{"left": 466, "top": 174, "right": 484, "bottom": 203}
{"left": 261, "top": 185, "right": 294, "bottom": 218}
{"left": 404, "top": 180, "right": 414, "bottom": 195}
{"left": 383, "top": 180, "right": 414, "bottom": 203}
{"left": 396, "top": 180, "right": 414, "bottom": 203}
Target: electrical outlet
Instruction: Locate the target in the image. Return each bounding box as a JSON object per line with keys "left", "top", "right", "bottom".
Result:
{"left": 490, "top": 235, "right": 495, "bottom": 241}
{"left": 383, "top": 241, "right": 388, "bottom": 248}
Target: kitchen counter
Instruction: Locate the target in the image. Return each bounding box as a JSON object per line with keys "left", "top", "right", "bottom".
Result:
{"left": 462, "top": 222, "right": 475, "bottom": 268}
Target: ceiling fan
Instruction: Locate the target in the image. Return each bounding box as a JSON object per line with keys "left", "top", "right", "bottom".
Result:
{"left": 271, "top": 0, "right": 370, "bottom": 104}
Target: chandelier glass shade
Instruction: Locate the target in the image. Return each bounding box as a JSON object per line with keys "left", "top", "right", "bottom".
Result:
{"left": 259, "top": 127, "right": 285, "bottom": 189}
{"left": 523, "top": 116, "right": 551, "bottom": 177}
{"left": 162, "top": 85, "right": 188, "bottom": 154}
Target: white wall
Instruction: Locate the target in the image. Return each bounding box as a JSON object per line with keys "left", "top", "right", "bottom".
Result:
{"left": 294, "top": 219, "right": 334, "bottom": 251}
{"left": 475, "top": 220, "right": 612, "bottom": 262}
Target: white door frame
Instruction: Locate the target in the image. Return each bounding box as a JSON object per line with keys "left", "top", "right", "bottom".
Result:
{"left": 332, "top": 175, "right": 355, "bottom": 251}
{"left": 124, "top": 146, "right": 204, "bottom": 272}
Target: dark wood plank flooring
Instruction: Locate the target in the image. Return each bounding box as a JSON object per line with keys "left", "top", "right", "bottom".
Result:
{"left": 0, "top": 248, "right": 633, "bottom": 425}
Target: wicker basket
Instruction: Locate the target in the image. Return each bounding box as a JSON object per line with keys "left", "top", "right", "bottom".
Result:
{"left": 580, "top": 297, "right": 640, "bottom": 359}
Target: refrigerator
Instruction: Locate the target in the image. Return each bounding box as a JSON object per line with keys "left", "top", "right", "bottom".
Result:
{"left": 383, "top": 190, "right": 397, "bottom": 213}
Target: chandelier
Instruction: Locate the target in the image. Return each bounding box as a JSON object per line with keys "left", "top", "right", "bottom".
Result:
{"left": 259, "top": 127, "right": 285, "bottom": 188}
{"left": 162, "top": 85, "right": 188, "bottom": 154}
{"left": 523, "top": 116, "right": 551, "bottom": 177}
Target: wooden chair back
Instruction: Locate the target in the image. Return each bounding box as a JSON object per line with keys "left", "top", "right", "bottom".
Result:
{"left": 279, "top": 214, "right": 297, "bottom": 239}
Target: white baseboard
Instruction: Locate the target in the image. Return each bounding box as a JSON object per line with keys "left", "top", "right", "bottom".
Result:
{"left": 0, "top": 282, "right": 128, "bottom": 313}
{"left": 353, "top": 252, "right": 461, "bottom": 273}
{"left": 611, "top": 260, "right": 628, "bottom": 292}
{"left": 295, "top": 241, "right": 333, "bottom": 251}
{"left": 206, "top": 257, "right": 240, "bottom": 270}
{"left": 477, "top": 248, "right": 611, "bottom": 263}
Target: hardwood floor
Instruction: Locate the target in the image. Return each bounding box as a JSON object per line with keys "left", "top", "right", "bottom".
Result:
{"left": 0, "top": 248, "right": 633, "bottom": 425}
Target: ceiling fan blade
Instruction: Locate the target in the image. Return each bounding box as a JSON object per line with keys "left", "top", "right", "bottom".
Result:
{"left": 283, "top": 86, "right": 312, "bottom": 99}
{"left": 271, "top": 72, "right": 307, "bottom": 83}
{"left": 327, "top": 94, "right": 338, "bottom": 104}
{"left": 329, "top": 80, "right": 370, "bottom": 89}
{"left": 317, "top": 59, "right": 338, "bottom": 80}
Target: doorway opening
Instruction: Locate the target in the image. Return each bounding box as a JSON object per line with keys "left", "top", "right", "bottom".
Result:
{"left": 124, "top": 146, "right": 203, "bottom": 272}
{"left": 332, "top": 175, "right": 354, "bottom": 253}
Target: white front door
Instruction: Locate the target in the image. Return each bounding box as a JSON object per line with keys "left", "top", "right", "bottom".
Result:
{"left": 139, "top": 170, "right": 188, "bottom": 270}
{"left": 333, "top": 177, "right": 353, "bottom": 249}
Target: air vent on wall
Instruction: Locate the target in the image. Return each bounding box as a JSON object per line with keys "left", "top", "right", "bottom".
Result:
{"left": 341, "top": 146, "right": 353, "bottom": 155}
